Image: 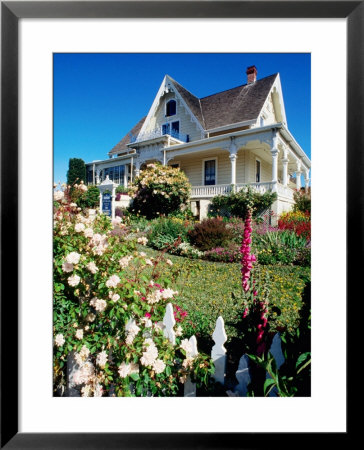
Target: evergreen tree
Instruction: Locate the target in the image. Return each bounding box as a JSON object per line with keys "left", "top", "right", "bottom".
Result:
{"left": 67, "top": 158, "right": 86, "bottom": 186}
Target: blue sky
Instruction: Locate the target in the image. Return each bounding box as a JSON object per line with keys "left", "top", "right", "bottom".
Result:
{"left": 54, "top": 53, "right": 310, "bottom": 184}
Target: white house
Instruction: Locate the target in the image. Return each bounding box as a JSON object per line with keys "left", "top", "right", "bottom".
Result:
{"left": 86, "top": 66, "right": 311, "bottom": 219}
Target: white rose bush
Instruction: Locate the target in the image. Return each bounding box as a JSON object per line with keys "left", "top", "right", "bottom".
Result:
{"left": 128, "top": 163, "right": 191, "bottom": 219}
{"left": 53, "top": 186, "right": 214, "bottom": 397}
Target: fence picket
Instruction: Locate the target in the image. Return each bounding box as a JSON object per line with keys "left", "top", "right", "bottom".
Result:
{"left": 211, "top": 316, "right": 227, "bottom": 385}
{"left": 65, "top": 302, "right": 287, "bottom": 398}
{"left": 266, "top": 332, "right": 285, "bottom": 397}
{"left": 234, "top": 354, "right": 251, "bottom": 397}
{"left": 163, "top": 302, "right": 176, "bottom": 345}
{"left": 183, "top": 335, "right": 198, "bottom": 397}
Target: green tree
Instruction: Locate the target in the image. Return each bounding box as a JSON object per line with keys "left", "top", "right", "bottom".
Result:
{"left": 67, "top": 158, "right": 86, "bottom": 186}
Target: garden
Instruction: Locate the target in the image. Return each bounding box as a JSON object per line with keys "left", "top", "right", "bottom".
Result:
{"left": 53, "top": 164, "right": 311, "bottom": 397}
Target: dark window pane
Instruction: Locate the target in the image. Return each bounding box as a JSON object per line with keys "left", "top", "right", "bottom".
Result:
{"left": 166, "top": 100, "right": 176, "bottom": 116}
{"left": 204, "top": 160, "right": 216, "bottom": 185}
{"left": 162, "top": 123, "right": 170, "bottom": 135}
{"left": 120, "top": 165, "right": 125, "bottom": 185}
{"left": 256, "top": 161, "right": 261, "bottom": 182}
{"left": 171, "top": 121, "right": 179, "bottom": 138}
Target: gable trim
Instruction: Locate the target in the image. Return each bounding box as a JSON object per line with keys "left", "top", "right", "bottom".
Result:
{"left": 138, "top": 75, "right": 205, "bottom": 139}
{"left": 256, "top": 73, "right": 287, "bottom": 128}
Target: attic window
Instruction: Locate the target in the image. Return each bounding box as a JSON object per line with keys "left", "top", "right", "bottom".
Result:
{"left": 166, "top": 99, "right": 176, "bottom": 117}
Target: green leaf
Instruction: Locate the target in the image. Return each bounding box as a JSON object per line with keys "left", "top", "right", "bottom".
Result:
{"left": 263, "top": 378, "right": 276, "bottom": 396}
{"left": 130, "top": 373, "right": 140, "bottom": 381}
{"left": 296, "top": 352, "right": 310, "bottom": 369}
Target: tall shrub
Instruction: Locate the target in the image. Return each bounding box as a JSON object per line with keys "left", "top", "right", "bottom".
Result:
{"left": 128, "top": 163, "right": 191, "bottom": 219}
{"left": 188, "top": 217, "right": 234, "bottom": 251}
{"left": 67, "top": 158, "right": 86, "bottom": 186}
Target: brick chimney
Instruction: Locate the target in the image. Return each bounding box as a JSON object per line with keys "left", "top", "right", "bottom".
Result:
{"left": 246, "top": 65, "right": 257, "bottom": 84}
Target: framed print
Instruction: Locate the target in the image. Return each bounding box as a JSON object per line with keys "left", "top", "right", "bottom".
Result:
{"left": 1, "top": 1, "right": 360, "bottom": 448}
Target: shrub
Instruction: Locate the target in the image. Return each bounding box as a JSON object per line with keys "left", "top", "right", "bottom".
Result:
{"left": 257, "top": 245, "right": 296, "bottom": 265}
{"left": 209, "top": 187, "right": 277, "bottom": 220}
{"left": 294, "top": 246, "right": 311, "bottom": 267}
{"left": 115, "top": 207, "right": 127, "bottom": 219}
{"left": 69, "top": 183, "right": 99, "bottom": 209}
{"left": 53, "top": 186, "right": 214, "bottom": 397}
{"left": 188, "top": 217, "right": 234, "bottom": 251}
{"left": 174, "top": 242, "right": 204, "bottom": 259}
{"left": 253, "top": 229, "right": 307, "bottom": 266}
{"left": 278, "top": 210, "right": 311, "bottom": 241}
{"left": 225, "top": 217, "right": 246, "bottom": 244}
{"left": 128, "top": 163, "right": 191, "bottom": 219}
{"left": 293, "top": 188, "right": 311, "bottom": 214}
{"left": 67, "top": 158, "right": 86, "bottom": 186}
{"left": 203, "top": 244, "right": 241, "bottom": 263}
{"left": 147, "top": 217, "right": 192, "bottom": 250}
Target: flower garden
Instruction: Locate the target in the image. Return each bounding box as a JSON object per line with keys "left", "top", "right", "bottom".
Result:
{"left": 54, "top": 164, "right": 311, "bottom": 397}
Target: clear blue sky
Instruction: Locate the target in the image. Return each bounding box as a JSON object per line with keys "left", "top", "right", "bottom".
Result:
{"left": 54, "top": 53, "right": 310, "bottom": 184}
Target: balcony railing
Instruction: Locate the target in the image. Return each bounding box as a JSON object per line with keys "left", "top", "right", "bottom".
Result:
{"left": 129, "top": 129, "right": 189, "bottom": 144}
{"left": 191, "top": 182, "right": 294, "bottom": 199}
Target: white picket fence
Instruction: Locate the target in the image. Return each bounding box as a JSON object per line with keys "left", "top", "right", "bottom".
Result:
{"left": 160, "top": 303, "right": 285, "bottom": 397}
{"left": 66, "top": 302, "right": 285, "bottom": 397}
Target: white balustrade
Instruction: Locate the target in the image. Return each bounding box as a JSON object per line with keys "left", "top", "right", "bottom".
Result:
{"left": 190, "top": 182, "right": 293, "bottom": 199}
{"left": 190, "top": 184, "right": 232, "bottom": 198}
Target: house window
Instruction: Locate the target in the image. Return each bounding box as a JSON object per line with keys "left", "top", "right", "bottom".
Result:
{"left": 162, "top": 121, "right": 180, "bottom": 139}
{"left": 166, "top": 99, "right": 176, "bottom": 117}
{"left": 256, "top": 160, "right": 261, "bottom": 182}
{"left": 171, "top": 121, "right": 179, "bottom": 138}
{"left": 86, "top": 167, "right": 93, "bottom": 185}
{"left": 204, "top": 159, "right": 216, "bottom": 185}
{"left": 162, "top": 123, "right": 170, "bottom": 135}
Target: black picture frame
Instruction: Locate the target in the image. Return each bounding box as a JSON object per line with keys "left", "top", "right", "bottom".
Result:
{"left": 1, "top": 1, "right": 359, "bottom": 448}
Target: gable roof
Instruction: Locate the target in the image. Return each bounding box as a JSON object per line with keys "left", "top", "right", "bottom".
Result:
{"left": 108, "top": 73, "right": 278, "bottom": 155}
{"left": 200, "top": 73, "right": 278, "bottom": 129}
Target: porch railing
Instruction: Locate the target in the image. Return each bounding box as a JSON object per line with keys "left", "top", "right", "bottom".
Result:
{"left": 191, "top": 182, "right": 294, "bottom": 199}
{"left": 191, "top": 184, "right": 232, "bottom": 198}
{"left": 236, "top": 182, "right": 274, "bottom": 194}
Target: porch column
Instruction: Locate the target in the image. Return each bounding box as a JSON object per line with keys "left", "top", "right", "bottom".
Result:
{"left": 229, "top": 138, "right": 238, "bottom": 192}
{"left": 229, "top": 153, "right": 238, "bottom": 191}
{"left": 95, "top": 168, "right": 101, "bottom": 185}
{"left": 305, "top": 169, "right": 310, "bottom": 191}
{"left": 111, "top": 185, "right": 116, "bottom": 220}
{"left": 271, "top": 133, "right": 279, "bottom": 192}
{"left": 296, "top": 160, "right": 302, "bottom": 191}
{"left": 130, "top": 157, "right": 133, "bottom": 184}
{"left": 135, "top": 160, "right": 141, "bottom": 177}
{"left": 282, "top": 149, "right": 289, "bottom": 187}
